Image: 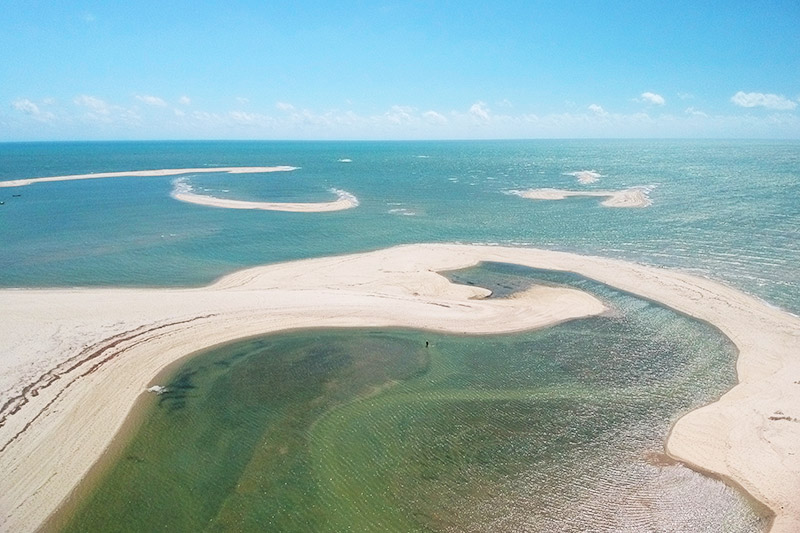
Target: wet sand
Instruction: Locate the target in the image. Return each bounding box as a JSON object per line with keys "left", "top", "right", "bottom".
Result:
{"left": 0, "top": 244, "right": 797, "bottom": 532}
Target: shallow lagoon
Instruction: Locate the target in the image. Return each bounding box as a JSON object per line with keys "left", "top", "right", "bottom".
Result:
{"left": 62, "top": 265, "right": 767, "bottom": 532}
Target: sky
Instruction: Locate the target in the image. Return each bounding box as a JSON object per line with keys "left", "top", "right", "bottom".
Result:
{"left": 2, "top": 1, "right": 799, "bottom": 141}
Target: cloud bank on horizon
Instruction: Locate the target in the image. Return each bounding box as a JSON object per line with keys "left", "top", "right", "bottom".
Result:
{"left": 2, "top": 1, "right": 798, "bottom": 140}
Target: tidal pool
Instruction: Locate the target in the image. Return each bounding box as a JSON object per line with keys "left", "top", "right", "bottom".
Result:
{"left": 60, "top": 264, "right": 768, "bottom": 532}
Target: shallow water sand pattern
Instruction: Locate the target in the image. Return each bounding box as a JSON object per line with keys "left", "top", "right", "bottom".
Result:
{"left": 63, "top": 267, "right": 763, "bottom": 532}
{"left": 1, "top": 244, "right": 799, "bottom": 532}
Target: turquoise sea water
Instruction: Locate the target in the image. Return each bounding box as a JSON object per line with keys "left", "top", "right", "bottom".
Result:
{"left": 1, "top": 140, "right": 798, "bottom": 313}
{"left": 2, "top": 140, "right": 797, "bottom": 531}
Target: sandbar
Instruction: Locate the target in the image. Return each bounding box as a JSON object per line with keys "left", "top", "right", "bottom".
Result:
{"left": 564, "top": 170, "right": 604, "bottom": 184}
{"left": 171, "top": 179, "right": 359, "bottom": 212}
{"left": 513, "top": 187, "right": 653, "bottom": 208}
{"left": 1, "top": 244, "right": 798, "bottom": 532}
{"left": 0, "top": 167, "right": 298, "bottom": 188}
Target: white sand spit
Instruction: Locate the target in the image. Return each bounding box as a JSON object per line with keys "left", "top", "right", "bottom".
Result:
{"left": 171, "top": 180, "right": 358, "bottom": 212}
{"left": 513, "top": 187, "right": 653, "bottom": 208}
{"left": 0, "top": 244, "right": 798, "bottom": 532}
{"left": 0, "top": 167, "right": 298, "bottom": 188}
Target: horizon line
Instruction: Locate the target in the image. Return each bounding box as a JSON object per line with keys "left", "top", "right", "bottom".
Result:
{"left": 2, "top": 137, "right": 799, "bottom": 145}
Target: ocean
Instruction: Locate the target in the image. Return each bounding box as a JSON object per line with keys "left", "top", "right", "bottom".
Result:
{"left": 2, "top": 140, "right": 798, "bottom": 310}
{"left": 2, "top": 140, "right": 797, "bottom": 531}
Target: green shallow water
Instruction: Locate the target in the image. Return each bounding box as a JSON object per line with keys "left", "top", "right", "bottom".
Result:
{"left": 61, "top": 265, "right": 768, "bottom": 532}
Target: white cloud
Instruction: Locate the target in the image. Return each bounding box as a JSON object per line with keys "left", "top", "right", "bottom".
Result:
{"left": 135, "top": 95, "right": 167, "bottom": 107}
{"left": 13, "top": 99, "right": 40, "bottom": 115}
{"left": 5, "top": 96, "right": 800, "bottom": 141}
{"left": 385, "top": 105, "right": 415, "bottom": 125}
{"left": 229, "top": 110, "right": 272, "bottom": 126}
{"left": 74, "top": 95, "right": 111, "bottom": 114}
{"left": 640, "top": 92, "right": 666, "bottom": 105}
{"left": 191, "top": 111, "right": 219, "bottom": 121}
{"left": 12, "top": 98, "right": 56, "bottom": 122}
{"left": 229, "top": 111, "right": 255, "bottom": 122}
{"left": 730, "top": 91, "right": 797, "bottom": 110}
{"left": 236, "top": 97, "right": 250, "bottom": 105}
{"left": 73, "top": 95, "right": 140, "bottom": 125}
{"left": 588, "top": 104, "right": 607, "bottom": 116}
{"left": 685, "top": 107, "right": 708, "bottom": 118}
{"left": 469, "top": 101, "right": 490, "bottom": 121}
{"left": 178, "top": 96, "right": 191, "bottom": 106}
{"left": 423, "top": 110, "right": 447, "bottom": 125}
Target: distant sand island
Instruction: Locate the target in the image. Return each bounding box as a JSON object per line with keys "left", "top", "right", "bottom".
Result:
{"left": 0, "top": 166, "right": 361, "bottom": 213}
{"left": 1, "top": 244, "right": 798, "bottom": 532}
{"left": 171, "top": 178, "right": 358, "bottom": 212}
{"left": 0, "top": 166, "right": 299, "bottom": 188}
{"left": 512, "top": 187, "right": 653, "bottom": 208}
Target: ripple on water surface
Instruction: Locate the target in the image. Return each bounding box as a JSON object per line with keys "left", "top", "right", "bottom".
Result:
{"left": 62, "top": 265, "right": 769, "bottom": 532}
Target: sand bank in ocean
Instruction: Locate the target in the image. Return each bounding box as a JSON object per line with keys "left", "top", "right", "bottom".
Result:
{"left": 512, "top": 187, "right": 653, "bottom": 208}
{"left": 563, "top": 170, "right": 604, "bottom": 184}
{"left": 170, "top": 178, "right": 358, "bottom": 212}
{"left": 0, "top": 166, "right": 299, "bottom": 188}
{"left": 1, "top": 166, "right": 358, "bottom": 213}
{"left": 0, "top": 244, "right": 798, "bottom": 532}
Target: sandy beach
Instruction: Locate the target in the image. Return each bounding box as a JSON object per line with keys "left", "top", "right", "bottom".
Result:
{"left": 0, "top": 166, "right": 298, "bottom": 188}
{"left": 1, "top": 244, "right": 798, "bottom": 532}
{"left": 513, "top": 187, "right": 653, "bottom": 207}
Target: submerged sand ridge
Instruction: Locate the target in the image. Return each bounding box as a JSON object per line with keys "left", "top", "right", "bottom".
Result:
{"left": 0, "top": 244, "right": 798, "bottom": 532}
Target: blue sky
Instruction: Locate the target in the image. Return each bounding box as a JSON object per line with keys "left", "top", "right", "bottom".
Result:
{"left": 2, "top": 1, "right": 799, "bottom": 140}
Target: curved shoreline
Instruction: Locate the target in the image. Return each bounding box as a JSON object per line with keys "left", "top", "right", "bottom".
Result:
{"left": 512, "top": 187, "right": 653, "bottom": 208}
{"left": 0, "top": 166, "right": 299, "bottom": 188}
{"left": 171, "top": 179, "right": 359, "bottom": 212}
{"left": 1, "top": 244, "right": 798, "bottom": 531}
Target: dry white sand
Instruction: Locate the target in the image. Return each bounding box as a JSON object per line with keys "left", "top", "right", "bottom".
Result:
{"left": 1, "top": 244, "right": 798, "bottom": 532}
{"left": 171, "top": 181, "right": 359, "bottom": 212}
{"left": 0, "top": 166, "right": 298, "bottom": 188}
{"left": 513, "top": 187, "right": 653, "bottom": 208}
